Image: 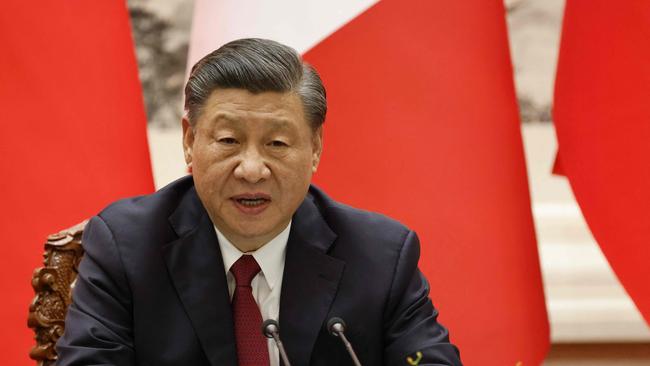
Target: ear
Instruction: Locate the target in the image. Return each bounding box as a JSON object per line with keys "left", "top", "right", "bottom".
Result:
{"left": 182, "top": 116, "right": 195, "bottom": 168}
{"left": 311, "top": 127, "right": 323, "bottom": 173}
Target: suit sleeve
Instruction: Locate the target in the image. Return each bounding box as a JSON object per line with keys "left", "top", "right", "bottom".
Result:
{"left": 383, "top": 230, "right": 462, "bottom": 366}
{"left": 55, "top": 215, "right": 135, "bottom": 366}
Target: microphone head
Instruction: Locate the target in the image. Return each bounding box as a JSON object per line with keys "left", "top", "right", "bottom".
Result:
{"left": 262, "top": 319, "right": 280, "bottom": 338}
{"left": 326, "top": 317, "right": 346, "bottom": 336}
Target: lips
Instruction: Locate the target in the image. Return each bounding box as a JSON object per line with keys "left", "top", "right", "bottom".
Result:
{"left": 231, "top": 193, "right": 271, "bottom": 214}
{"left": 237, "top": 198, "right": 267, "bottom": 207}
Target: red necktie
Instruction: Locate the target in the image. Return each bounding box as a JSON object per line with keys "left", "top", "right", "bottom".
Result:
{"left": 230, "top": 255, "right": 270, "bottom": 366}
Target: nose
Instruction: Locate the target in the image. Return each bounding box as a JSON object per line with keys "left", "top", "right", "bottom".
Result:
{"left": 233, "top": 146, "right": 271, "bottom": 184}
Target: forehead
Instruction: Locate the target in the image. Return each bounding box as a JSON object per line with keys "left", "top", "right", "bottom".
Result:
{"left": 198, "top": 88, "right": 306, "bottom": 129}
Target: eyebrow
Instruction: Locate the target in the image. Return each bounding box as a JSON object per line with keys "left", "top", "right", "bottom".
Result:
{"left": 212, "top": 112, "right": 294, "bottom": 131}
{"left": 212, "top": 112, "right": 239, "bottom": 124}
{"left": 266, "top": 119, "right": 293, "bottom": 131}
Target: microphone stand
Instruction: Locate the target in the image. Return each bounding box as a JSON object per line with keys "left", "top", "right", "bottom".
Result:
{"left": 262, "top": 319, "right": 292, "bottom": 366}
{"left": 327, "top": 317, "right": 362, "bottom": 366}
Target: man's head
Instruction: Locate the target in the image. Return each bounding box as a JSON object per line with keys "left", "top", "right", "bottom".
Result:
{"left": 182, "top": 38, "right": 326, "bottom": 252}
{"left": 184, "top": 38, "right": 326, "bottom": 130}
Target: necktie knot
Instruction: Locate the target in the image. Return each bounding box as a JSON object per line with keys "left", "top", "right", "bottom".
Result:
{"left": 230, "top": 255, "right": 261, "bottom": 287}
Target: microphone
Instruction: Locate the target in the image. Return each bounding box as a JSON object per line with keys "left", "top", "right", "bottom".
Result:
{"left": 262, "top": 319, "right": 292, "bottom": 366}
{"left": 327, "top": 317, "right": 362, "bottom": 366}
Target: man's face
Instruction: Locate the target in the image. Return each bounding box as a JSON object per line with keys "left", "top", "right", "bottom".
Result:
{"left": 183, "top": 88, "right": 322, "bottom": 251}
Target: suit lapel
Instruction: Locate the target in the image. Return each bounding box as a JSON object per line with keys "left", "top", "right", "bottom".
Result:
{"left": 280, "top": 195, "right": 344, "bottom": 365}
{"left": 162, "top": 188, "right": 237, "bottom": 366}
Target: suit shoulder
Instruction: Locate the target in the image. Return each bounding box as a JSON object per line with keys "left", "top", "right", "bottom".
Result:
{"left": 308, "top": 185, "right": 412, "bottom": 245}
{"left": 96, "top": 176, "right": 195, "bottom": 235}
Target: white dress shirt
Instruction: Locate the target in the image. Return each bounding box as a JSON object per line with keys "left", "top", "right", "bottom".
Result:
{"left": 214, "top": 222, "right": 291, "bottom": 366}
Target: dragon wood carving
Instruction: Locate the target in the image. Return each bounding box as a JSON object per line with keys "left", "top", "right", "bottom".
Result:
{"left": 28, "top": 221, "right": 87, "bottom": 366}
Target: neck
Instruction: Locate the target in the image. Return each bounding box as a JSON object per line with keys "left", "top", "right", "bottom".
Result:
{"left": 213, "top": 221, "right": 290, "bottom": 253}
{"left": 230, "top": 237, "right": 268, "bottom": 253}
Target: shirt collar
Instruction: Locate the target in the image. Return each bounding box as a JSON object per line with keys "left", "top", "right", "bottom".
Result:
{"left": 214, "top": 221, "right": 291, "bottom": 291}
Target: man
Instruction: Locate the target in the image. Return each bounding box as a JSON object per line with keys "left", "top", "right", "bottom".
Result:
{"left": 56, "top": 38, "right": 461, "bottom": 365}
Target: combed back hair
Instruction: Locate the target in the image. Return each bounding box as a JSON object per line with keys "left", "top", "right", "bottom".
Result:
{"left": 184, "top": 38, "right": 327, "bottom": 130}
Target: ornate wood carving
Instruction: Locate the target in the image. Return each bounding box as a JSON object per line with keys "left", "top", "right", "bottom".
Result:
{"left": 28, "top": 220, "right": 87, "bottom": 366}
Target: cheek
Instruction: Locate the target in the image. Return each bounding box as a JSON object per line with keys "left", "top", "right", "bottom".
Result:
{"left": 200, "top": 162, "right": 234, "bottom": 190}
{"left": 194, "top": 142, "right": 233, "bottom": 172}
{"left": 275, "top": 154, "right": 315, "bottom": 191}
{"left": 193, "top": 154, "right": 236, "bottom": 194}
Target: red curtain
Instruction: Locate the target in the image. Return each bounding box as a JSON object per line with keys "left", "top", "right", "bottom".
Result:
{"left": 0, "top": 1, "right": 154, "bottom": 364}
{"left": 554, "top": 0, "right": 650, "bottom": 325}
{"left": 310, "top": 0, "right": 549, "bottom": 364}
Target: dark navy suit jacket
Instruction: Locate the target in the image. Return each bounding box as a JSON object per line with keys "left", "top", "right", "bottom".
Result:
{"left": 56, "top": 176, "right": 461, "bottom": 365}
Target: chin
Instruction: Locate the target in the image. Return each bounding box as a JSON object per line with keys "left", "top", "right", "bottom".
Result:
{"left": 231, "top": 223, "right": 272, "bottom": 237}
{"left": 242, "top": 228, "right": 275, "bottom": 239}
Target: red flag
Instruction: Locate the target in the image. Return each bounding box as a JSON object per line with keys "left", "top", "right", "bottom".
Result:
{"left": 553, "top": 1, "right": 650, "bottom": 325}
{"left": 0, "top": 1, "right": 154, "bottom": 364}
{"left": 308, "top": 1, "right": 549, "bottom": 364}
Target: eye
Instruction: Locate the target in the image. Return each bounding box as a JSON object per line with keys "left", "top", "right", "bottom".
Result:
{"left": 268, "top": 140, "right": 288, "bottom": 148}
{"left": 218, "top": 137, "right": 238, "bottom": 145}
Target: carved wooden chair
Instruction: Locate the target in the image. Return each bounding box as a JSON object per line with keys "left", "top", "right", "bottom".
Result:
{"left": 28, "top": 220, "right": 88, "bottom": 366}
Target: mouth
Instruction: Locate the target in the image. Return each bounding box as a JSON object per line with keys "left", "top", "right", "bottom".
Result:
{"left": 236, "top": 197, "right": 269, "bottom": 207}
{"left": 231, "top": 193, "right": 271, "bottom": 214}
